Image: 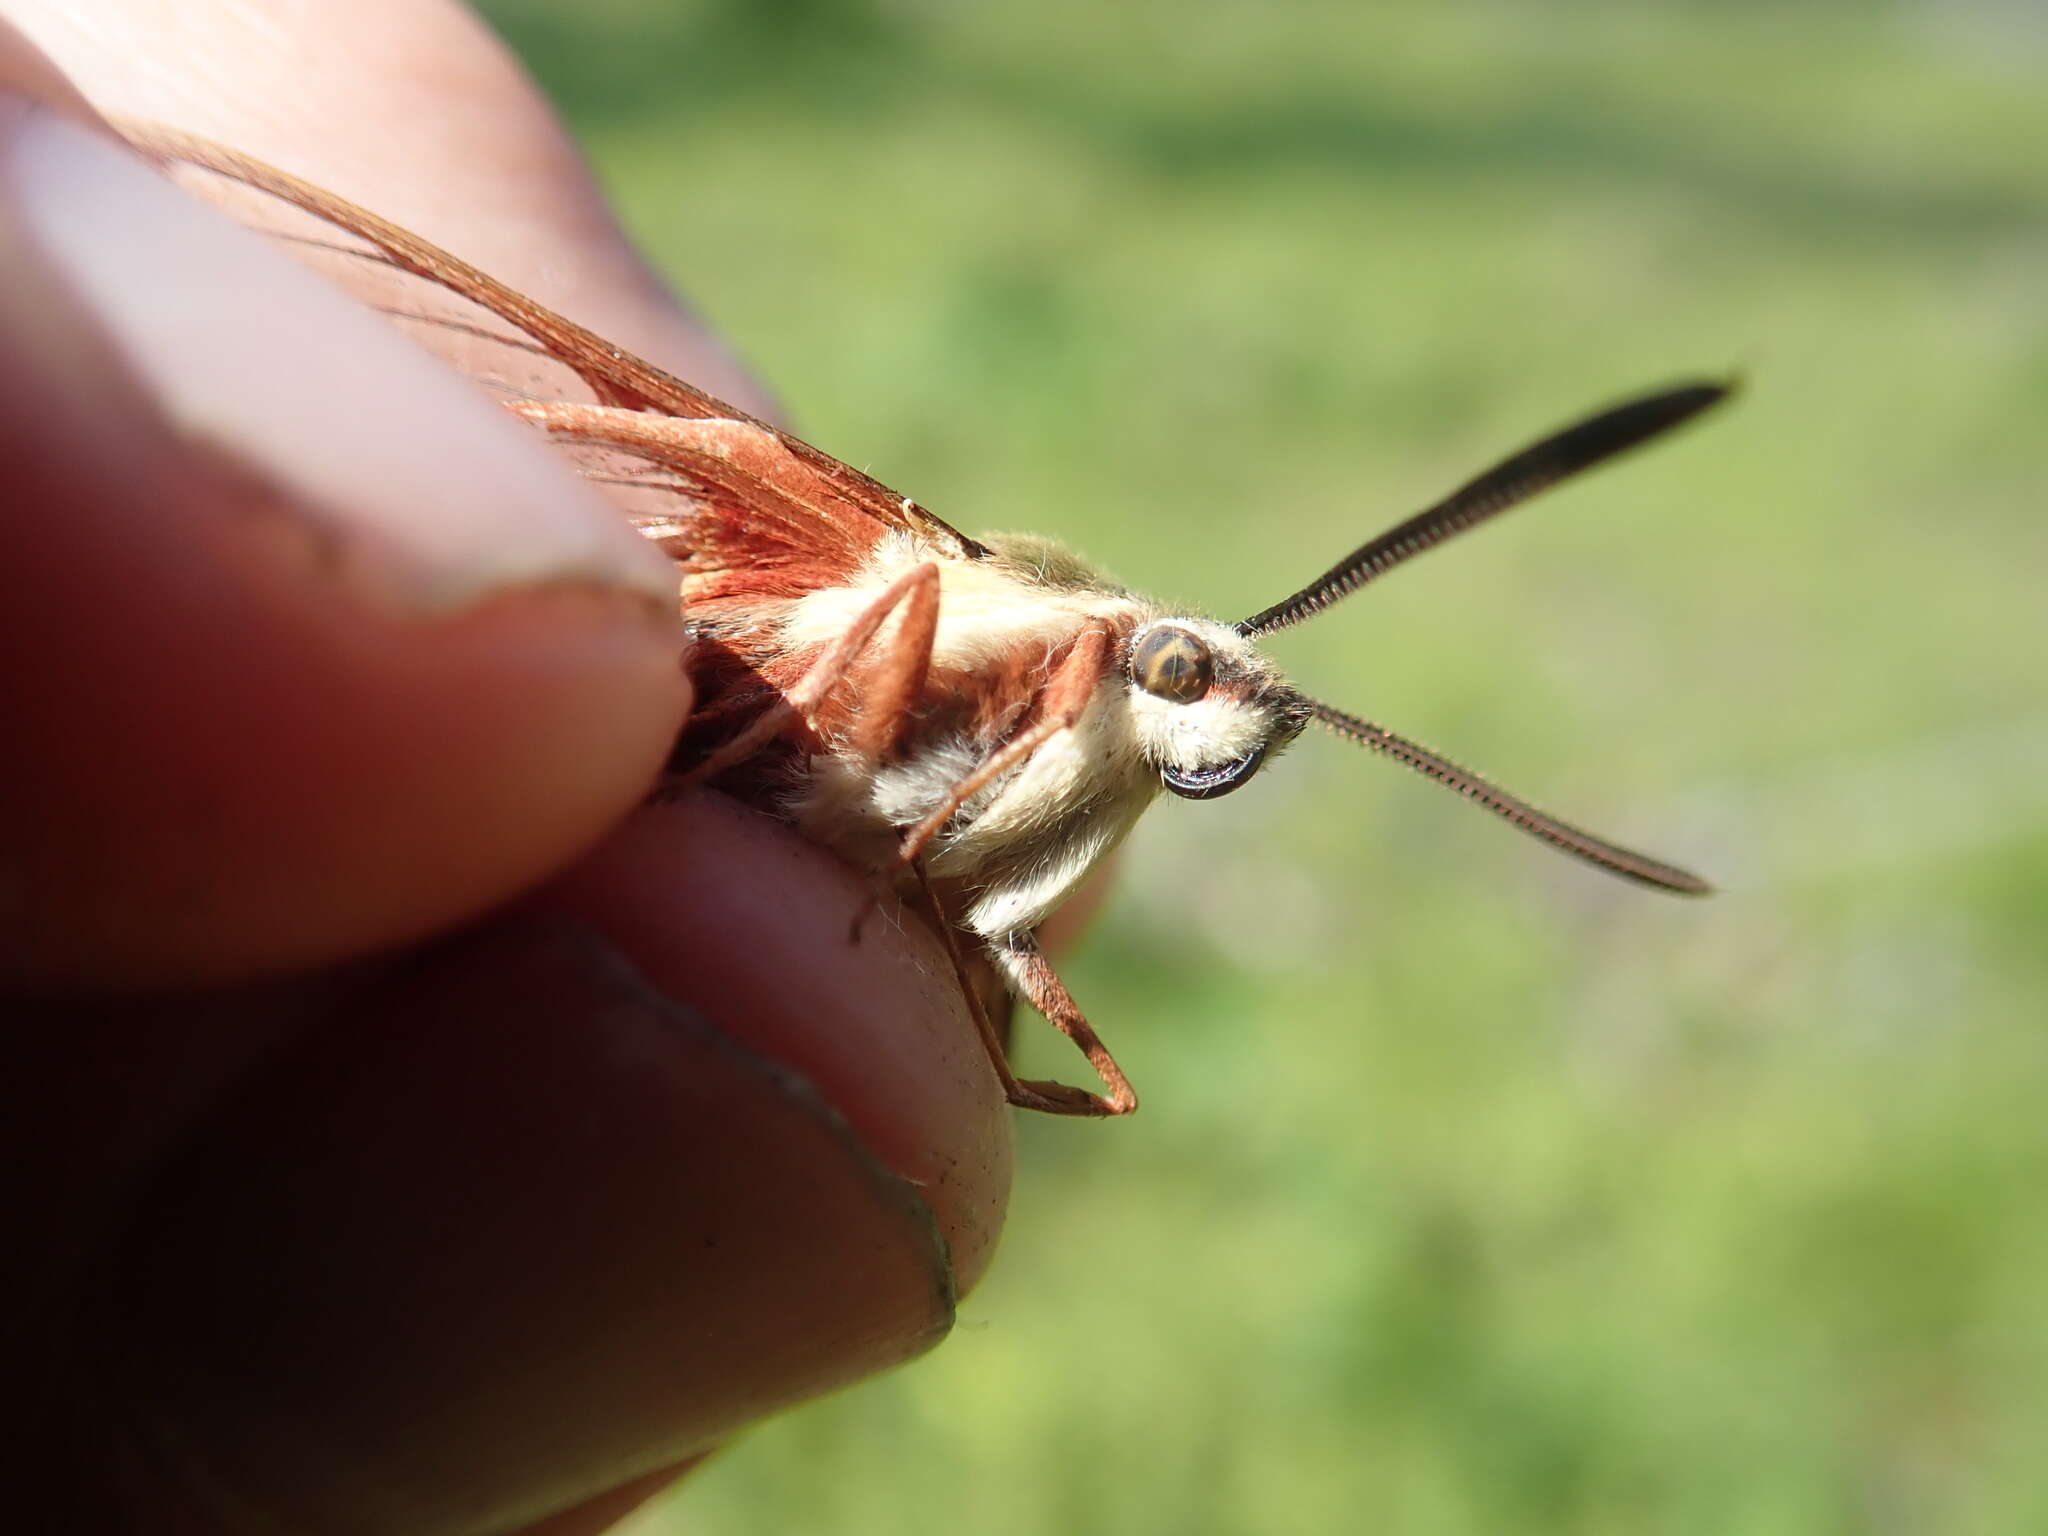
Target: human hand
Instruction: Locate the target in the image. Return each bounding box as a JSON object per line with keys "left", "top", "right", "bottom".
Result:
{"left": 0, "top": 3, "right": 1009, "bottom": 1530}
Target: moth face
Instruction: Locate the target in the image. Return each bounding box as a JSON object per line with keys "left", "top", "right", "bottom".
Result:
{"left": 1124, "top": 618, "right": 1309, "bottom": 800}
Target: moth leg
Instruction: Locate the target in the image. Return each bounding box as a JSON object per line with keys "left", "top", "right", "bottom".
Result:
{"left": 846, "top": 562, "right": 940, "bottom": 766}
{"left": 907, "top": 862, "right": 1038, "bottom": 1109}
{"left": 849, "top": 619, "right": 1111, "bottom": 940}
{"left": 993, "top": 929, "right": 1138, "bottom": 1117}
{"left": 673, "top": 561, "right": 941, "bottom": 789}
{"left": 892, "top": 623, "right": 1113, "bottom": 869}
{"left": 907, "top": 824, "right": 1131, "bottom": 1118}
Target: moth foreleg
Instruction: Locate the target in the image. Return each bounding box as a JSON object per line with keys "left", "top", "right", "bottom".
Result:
{"left": 905, "top": 813, "right": 1135, "bottom": 1119}
{"left": 907, "top": 862, "right": 1041, "bottom": 1109}
{"left": 847, "top": 564, "right": 940, "bottom": 766}
{"left": 892, "top": 622, "right": 1113, "bottom": 869}
{"left": 992, "top": 929, "right": 1138, "bottom": 1117}
{"left": 675, "top": 561, "right": 942, "bottom": 787}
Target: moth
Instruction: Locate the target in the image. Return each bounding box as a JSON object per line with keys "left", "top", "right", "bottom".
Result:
{"left": 126, "top": 122, "right": 1721, "bottom": 1118}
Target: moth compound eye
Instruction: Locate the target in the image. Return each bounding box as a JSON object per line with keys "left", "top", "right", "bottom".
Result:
{"left": 1131, "top": 625, "right": 1214, "bottom": 704}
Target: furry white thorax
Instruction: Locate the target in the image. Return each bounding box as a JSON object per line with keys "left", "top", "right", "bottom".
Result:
{"left": 783, "top": 533, "right": 1289, "bottom": 939}
{"left": 795, "top": 680, "right": 1160, "bottom": 940}
{"left": 782, "top": 529, "right": 1148, "bottom": 674}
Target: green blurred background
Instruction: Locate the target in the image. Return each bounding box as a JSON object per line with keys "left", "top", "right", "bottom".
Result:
{"left": 476, "top": 3, "right": 2047, "bottom": 1531}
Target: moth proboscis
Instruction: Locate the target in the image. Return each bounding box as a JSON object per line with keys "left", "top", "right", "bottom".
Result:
{"left": 123, "top": 120, "right": 1724, "bottom": 1119}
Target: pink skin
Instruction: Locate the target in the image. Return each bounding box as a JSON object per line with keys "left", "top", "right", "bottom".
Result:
{"left": 0, "top": 3, "right": 1044, "bottom": 1530}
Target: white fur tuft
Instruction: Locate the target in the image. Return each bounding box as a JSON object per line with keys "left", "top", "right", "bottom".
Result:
{"left": 784, "top": 555, "right": 1295, "bottom": 940}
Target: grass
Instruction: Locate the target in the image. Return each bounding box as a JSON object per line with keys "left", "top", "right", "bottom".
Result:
{"left": 475, "top": 3, "right": 2048, "bottom": 1530}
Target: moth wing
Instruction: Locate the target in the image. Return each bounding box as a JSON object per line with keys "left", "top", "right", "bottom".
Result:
{"left": 118, "top": 120, "right": 990, "bottom": 585}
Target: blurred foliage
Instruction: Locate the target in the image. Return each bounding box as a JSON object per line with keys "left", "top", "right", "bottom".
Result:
{"left": 475, "top": 2, "right": 2048, "bottom": 1531}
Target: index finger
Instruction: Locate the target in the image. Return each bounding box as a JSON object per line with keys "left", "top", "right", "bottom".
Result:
{"left": 0, "top": 41, "right": 694, "bottom": 988}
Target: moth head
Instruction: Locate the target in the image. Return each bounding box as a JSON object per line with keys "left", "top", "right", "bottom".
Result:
{"left": 1169, "top": 380, "right": 1734, "bottom": 894}
{"left": 1125, "top": 617, "right": 1311, "bottom": 800}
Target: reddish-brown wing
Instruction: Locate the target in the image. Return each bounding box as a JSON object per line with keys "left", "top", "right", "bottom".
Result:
{"left": 117, "top": 125, "right": 1129, "bottom": 1112}
{"left": 116, "top": 121, "right": 991, "bottom": 594}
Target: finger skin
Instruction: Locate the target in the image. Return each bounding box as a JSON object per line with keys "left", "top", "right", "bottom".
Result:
{"left": 0, "top": 95, "right": 694, "bottom": 988}
{"left": 22, "top": 925, "right": 956, "bottom": 1534}
{"left": 8, "top": 802, "right": 1006, "bottom": 1533}
{"left": 2, "top": 0, "right": 777, "bottom": 416}
{"left": 532, "top": 792, "right": 1014, "bottom": 1296}
{"left": 0, "top": 7, "right": 1021, "bottom": 1528}
{"left": 0, "top": 9, "right": 1011, "bottom": 1241}
{"left": 1, "top": 4, "right": 1016, "bottom": 1224}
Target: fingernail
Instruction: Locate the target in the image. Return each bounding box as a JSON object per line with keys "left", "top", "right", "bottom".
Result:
{"left": 0, "top": 102, "right": 678, "bottom": 611}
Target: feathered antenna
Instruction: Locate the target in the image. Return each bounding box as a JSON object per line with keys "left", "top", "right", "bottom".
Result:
{"left": 1249, "top": 381, "right": 1732, "bottom": 894}
{"left": 1238, "top": 381, "right": 1730, "bottom": 637}
{"left": 1307, "top": 703, "right": 1712, "bottom": 893}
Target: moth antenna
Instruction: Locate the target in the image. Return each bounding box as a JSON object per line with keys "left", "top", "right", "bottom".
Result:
{"left": 1237, "top": 380, "right": 1732, "bottom": 637}
{"left": 1308, "top": 701, "right": 1711, "bottom": 895}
